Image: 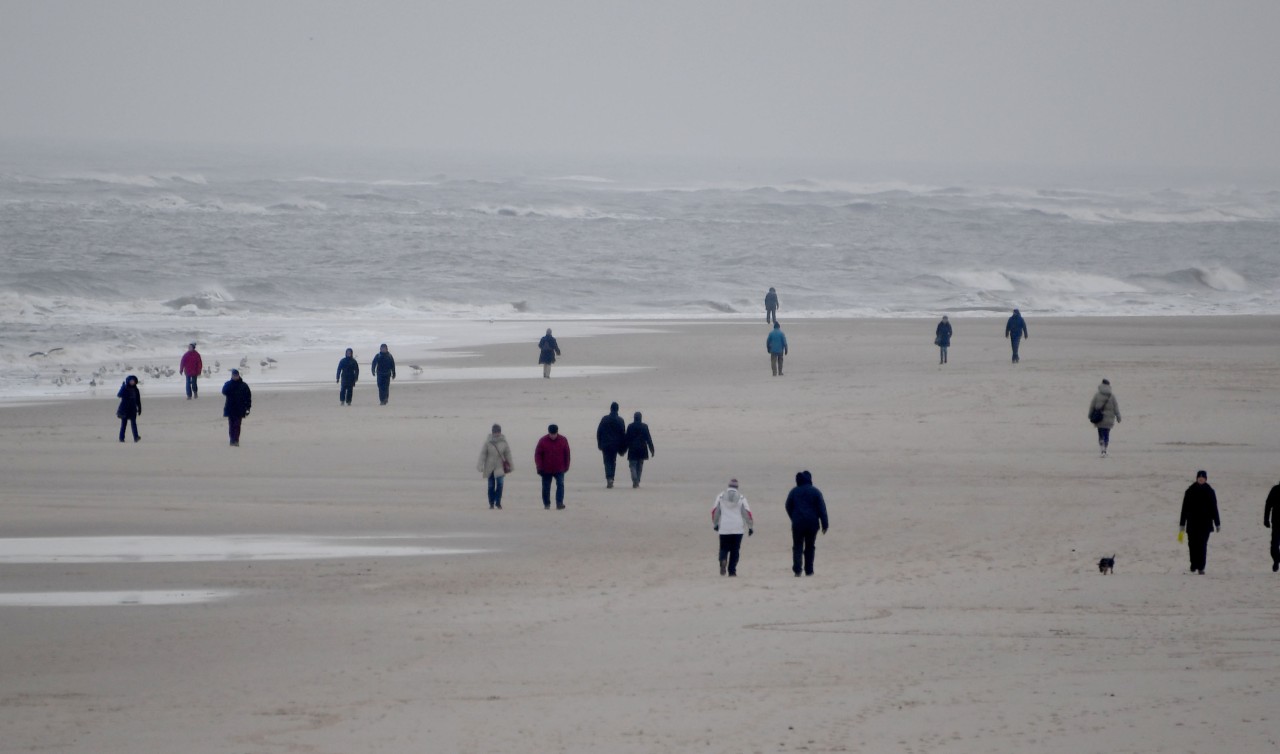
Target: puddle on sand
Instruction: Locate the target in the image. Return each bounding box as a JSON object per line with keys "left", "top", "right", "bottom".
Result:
{"left": 0, "top": 590, "right": 237, "bottom": 606}
{"left": 0, "top": 535, "right": 492, "bottom": 564}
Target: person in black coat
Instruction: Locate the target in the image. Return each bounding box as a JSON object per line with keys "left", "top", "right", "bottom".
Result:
{"left": 336, "top": 348, "right": 359, "bottom": 405}
{"left": 1005, "top": 309, "right": 1028, "bottom": 363}
{"left": 370, "top": 343, "right": 396, "bottom": 405}
{"left": 116, "top": 375, "right": 142, "bottom": 443}
{"left": 1179, "top": 470, "right": 1221, "bottom": 574}
{"left": 623, "top": 411, "right": 655, "bottom": 488}
{"left": 1263, "top": 481, "right": 1280, "bottom": 572}
{"left": 595, "top": 401, "right": 626, "bottom": 488}
{"left": 538, "top": 329, "right": 561, "bottom": 378}
{"left": 222, "top": 368, "right": 252, "bottom": 447}
{"left": 785, "top": 470, "right": 829, "bottom": 577}
{"left": 935, "top": 315, "right": 952, "bottom": 364}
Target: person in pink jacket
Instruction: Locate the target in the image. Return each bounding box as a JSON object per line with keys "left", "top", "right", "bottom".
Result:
{"left": 180, "top": 342, "right": 203, "bottom": 399}
{"left": 534, "top": 424, "right": 571, "bottom": 510}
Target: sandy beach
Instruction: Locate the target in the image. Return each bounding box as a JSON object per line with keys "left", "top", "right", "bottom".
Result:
{"left": 3, "top": 316, "right": 1279, "bottom": 753}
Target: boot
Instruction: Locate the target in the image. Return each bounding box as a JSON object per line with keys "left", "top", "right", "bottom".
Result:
{"left": 719, "top": 559, "right": 727, "bottom": 576}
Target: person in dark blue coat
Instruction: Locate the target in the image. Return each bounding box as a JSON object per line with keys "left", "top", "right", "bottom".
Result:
{"left": 538, "top": 329, "right": 561, "bottom": 378}
{"left": 1004, "top": 309, "right": 1028, "bottom": 363}
{"left": 785, "top": 470, "right": 829, "bottom": 577}
{"left": 116, "top": 375, "right": 142, "bottom": 443}
{"left": 624, "top": 411, "right": 655, "bottom": 488}
{"left": 370, "top": 343, "right": 396, "bottom": 405}
{"left": 596, "top": 401, "right": 626, "bottom": 488}
{"left": 336, "top": 348, "right": 359, "bottom": 405}
{"left": 1179, "top": 470, "right": 1220, "bottom": 574}
{"left": 935, "top": 316, "right": 952, "bottom": 364}
{"left": 222, "top": 369, "right": 252, "bottom": 447}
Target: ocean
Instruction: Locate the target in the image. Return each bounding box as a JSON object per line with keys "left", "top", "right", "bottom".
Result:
{"left": 2, "top": 142, "right": 1277, "bottom": 400}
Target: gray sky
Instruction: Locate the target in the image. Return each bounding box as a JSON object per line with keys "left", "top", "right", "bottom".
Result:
{"left": 3, "top": 0, "right": 1277, "bottom": 171}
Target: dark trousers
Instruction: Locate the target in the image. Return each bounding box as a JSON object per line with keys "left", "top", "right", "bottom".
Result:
{"left": 718, "top": 533, "right": 743, "bottom": 575}
{"left": 118, "top": 415, "right": 139, "bottom": 441}
{"left": 377, "top": 375, "right": 391, "bottom": 404}
{"left": 766, "top": 307, "right": 776, "bottom": 324}
{"left": 1187, "top": 528, "right": 1211, "bottom": 571}
{"left": 540, "top": 472, "right": 565, "bottom": 507}
{"left": 185, "top": 375, "right": 198, "bottom": 398}
{"left": 228, "top": 415, "right": 243, "bottom": 444}
{"left": 339, "top": 382, "right": 354, "bottom": 404}
{"left": 629, "top": 459, "right": 644, "bottom": 486}
{"left": 1271, "top": 526, "right": 1280, "bottom": 567}
{"left": 487, "top": 473, "right": 504, "bottom": 507}
{"left": 1010, "top": 336, "right": 1022, "bottom": 362}
{"left": 1097, "top": 427, "right": 1111, "bottom": 446}
{"left": 601, "top": 451, "right": 618, "bottom": 481}
{"left": 792, "top": 527, "right": 819, "bottom": 575}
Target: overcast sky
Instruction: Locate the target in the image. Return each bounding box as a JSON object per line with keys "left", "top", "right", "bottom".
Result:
{"left": 2, "top": 0, "right": 1277, "bottom": 172}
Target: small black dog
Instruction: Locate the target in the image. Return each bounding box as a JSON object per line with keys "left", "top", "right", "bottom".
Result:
{"left": 1097, "top": 555, "right": 1115, "bottom": 575}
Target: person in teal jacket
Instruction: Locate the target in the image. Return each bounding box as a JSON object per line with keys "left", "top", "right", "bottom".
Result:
{"left": 766, "top": 322, "right": 788, "bottom": 376}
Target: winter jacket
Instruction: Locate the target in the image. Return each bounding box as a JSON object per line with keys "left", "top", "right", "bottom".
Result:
{"left": 180, "top": 350, "right": 203, "bottom": 377}
{"left": 534, "top": 433, "right": 571, "bottom": 474}
{"left": 336, "top": 356, "right": 359, "bottom": 386}
{"left": 371, "top": 352, "right": 396, "bottom": 380}
{"left": 1180, "top": 482, "right": 1220, "bottom": 534}
{"left": 766, "top": 328, "right": 788, "bottom": 355}
{"left": 1088, "top": 383, "right": 1121, "bottom": 429}
{"left": 116, "top": 379, "right": 141, "bottom": 419}
{"left": 538, "top": 335, "right": 560, "bottom": 365}
{"left": 785, "top": 482, "right": 829, "bottom": 532}
{"left": 1005, "top": 313, "right": 1028, "bottom": 340}
{"left": 712, "top": 488, "right": 754, "bottom": 535}
{"left": 222, "top": 379, "right": 252, "bottom": 419}
{"left": 624, "top": 420, "right": 654, "bottom": 461}
{"left": 764, "top": 290, "right": 778, "bottom": 310}
{"left": 596, "top": 411, "right": 626, "bottom": 455}
{"left": 477, "top": 433, "right": 513, "bottom": 478}
{"left": 935, "top": 320, "right": 952, "bottom": 347}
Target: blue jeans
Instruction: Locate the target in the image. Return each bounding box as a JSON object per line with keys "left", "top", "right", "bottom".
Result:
{"left": 185, "top": 374, "right": 198, "bottom": 398}
{"left": 540, "top": 472, "right": 565, "bottom": 507}
{"left": 629, "top": 459, "right": 645, "bottom": 486}
{"left": 487, "top": 473, "right": 504, "bottom": 507}
{"left": 792, "top": 527, "right": 819, "bottom": 575}
{"left": 339, "top": 382, "right": 354, "bottom": 404}
{"left": 377, "top": 375, "right": 391, "bottom": 404}
{"left": 1010, "top": 336, "right": 1022, "bottom": 362}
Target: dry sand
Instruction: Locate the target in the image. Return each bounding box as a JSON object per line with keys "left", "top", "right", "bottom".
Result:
{"left": 3, "top": 316, "right": 1279, "bottom": 753}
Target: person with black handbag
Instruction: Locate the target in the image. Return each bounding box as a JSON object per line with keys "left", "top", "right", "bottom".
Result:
{"left": 1087, "top": 378, "right": 1121, "bottom": 457}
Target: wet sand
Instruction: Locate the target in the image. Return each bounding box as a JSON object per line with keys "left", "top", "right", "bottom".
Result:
{"left": 3, "top": 316, "right": 1280, "bottom": 752}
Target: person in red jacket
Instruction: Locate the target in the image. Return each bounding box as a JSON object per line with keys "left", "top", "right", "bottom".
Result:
{"left": 534, "top": 424, "right": 571, "bottom": 510}
{"left": 180, "top": 342, "right": 203, "bottom": 399}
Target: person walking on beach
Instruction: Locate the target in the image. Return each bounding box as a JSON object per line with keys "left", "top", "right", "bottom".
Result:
{"left": 180, "top": 342, "right": 203, "bottom": 399}
{"left": 767, "top": 321, "right": 788, "bottom": 376}
{"left": 764, "top": 287, "right": 779, "bottom": 324}
{"left": 935, "top": 316, "right": 952, "bottom": 364}
{"left": 336, "top": 348, "right": 359, "bottom": 405}
{"left": 115, "top": 374, "right": 142, "bottom": 443}
{"left": 624, "top": 411, "right": 655, "bottom": 488}
{"left": 712, "top": 478, "right": 754, "bottom": 577}
{"left": 1005, "top": 309, "right": 1028, "bottom": 363}
{"left": 477, "top": 423, "right": 513, "bottom": 510}
{"left": 785, "top": 470, "right": 828, "bottom": 577}
{"left": 1264, "top": 481, "right": 1280, "bottom": 572}
{"left": 534, "top": 424, "right": 571, "bottom": 509}
{"left": 538, "top": 329, "right": 561, "bottom": 378}
{"left": 222, "top": 368, "right": 252, "bottom": 447}
{"left": 596, "top": 401, "right": 626, "bottom": 488}
{"left": 371, "top": 343, "right": 396, "bottom": 406}
{"left": 1087, "top": 379, "right": 1122, "bottom": 457}
{"left": 1179, "top": 470, "right": 1220, "bottom": 575}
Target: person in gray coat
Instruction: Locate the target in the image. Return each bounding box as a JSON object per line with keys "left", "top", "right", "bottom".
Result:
{"left": 1087, "top": 378, "right": 1122, "bottom": 457}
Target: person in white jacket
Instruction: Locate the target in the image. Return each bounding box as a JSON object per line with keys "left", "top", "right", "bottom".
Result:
{"left": 711, "top": 478, "right": 754, "bottom": 577}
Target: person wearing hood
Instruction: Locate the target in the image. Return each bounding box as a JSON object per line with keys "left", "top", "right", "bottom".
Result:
{"left": 712, "top": 478, "right": 754, "bottom": 577}
{"left": 1005, "top": 309, "right": 1028, "bottom": 363}
{"left": 534, "top": 424, "right": 571, "bottom": 509}
{"left": 1179, "top": 470, "right": 1221, "bottom": 575}
{"left": 764, "top": 287, "right": 779, "bottom": 324}
{"left": 180, "top": 342, "right": 203, "bottom": 399}
{"left": 116, "top": 375, "right": 142, "bottom": 443}
{"left": 785, "top": 470, "right": 829, "bottom": 577}
{"left": 935, "top": 316, "right": 952, "bottom": 365}
{"left": 766, "top": 321, "right": 788, "bottom": 376}
{"left": 538, "top": 328, "right": 561, "bottom": 378}
{"left": 1087, "top": 379, "right": 1122, "bottom": 457}
{"left": 624, "top": 411, "right": 655, "bottom": 488}
{"left": 370, "top": 343, "right": 396, "bottom": 405}
{"left": 477, "top": 423, "right": 514, "bottom": 509}
{"left": 222, "top": 368, "right": 252, "bottom": 446}
{"left": 1264, "top": 481, "right": 1280, "bottom": 572}
{"left": 336, "top": 348, "right": 359, "bottom": 405}
{"left": 596, "top": 401, "right": 626, "bottom": 488}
